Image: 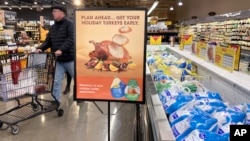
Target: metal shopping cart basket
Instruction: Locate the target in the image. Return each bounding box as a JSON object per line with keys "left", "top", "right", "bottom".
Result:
{"left": 0, "top": 53, "right": 63, "bottom": 135}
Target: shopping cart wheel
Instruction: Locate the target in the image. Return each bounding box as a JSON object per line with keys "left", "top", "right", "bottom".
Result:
{"left": 31, "top": 103, "right": 39, "bottom": 111}
{"left": 57, "top": 109, "right": 64, "bottom": 117}
{"left": 11, "top": 125, "right": 20, "bottom": 135}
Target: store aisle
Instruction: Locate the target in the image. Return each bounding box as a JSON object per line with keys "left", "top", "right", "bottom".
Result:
{"left": 0, "top": 81, "right": 136, "bottom": 141}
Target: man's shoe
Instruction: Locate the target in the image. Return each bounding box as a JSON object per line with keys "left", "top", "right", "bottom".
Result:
{"left": 63, "top": 87, "right": 70, "bottom": 94}
{"left": 46, "top": 101, "right": 60, "bottom": 110}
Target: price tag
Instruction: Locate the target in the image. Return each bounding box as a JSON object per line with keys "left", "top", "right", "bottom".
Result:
{"left": 181, "top": 35, "right": 193, "bottom": 45}
{"left": 191, "top": 42, "right": 196, "bottom": 54}
{"left": 214, "top": 46, "right": 235, "bottom": 72}
{"left": 196, "top": 41, "right": 207, "bottom": 60}
{"left": 149, "top": 35, "right": 162, "bottom": 45}
{"left": 207, "top": 43, "right": 216, "bottom": 63}
{"left": 179, "top": 34, "right": 193, "bottom": 52}
{"left": 3, "top": 10, "right": 16, "bottom": 25}
{"left": 179, "top": 39, "right": 184, "bottom": 50}
{"left": 229, "top": 45, "right": 241, "bottom": 71}
{"left": 223, "top": 54, "right": 234, "bottom": 66}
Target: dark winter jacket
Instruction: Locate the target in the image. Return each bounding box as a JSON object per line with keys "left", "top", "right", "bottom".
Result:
{"left": 38, "top": 17, "right": 74, "bottom": 62}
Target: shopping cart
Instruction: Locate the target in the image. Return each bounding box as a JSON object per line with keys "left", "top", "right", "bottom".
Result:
{"left": 0, "top": 53, "right": 63, "bottom": 135}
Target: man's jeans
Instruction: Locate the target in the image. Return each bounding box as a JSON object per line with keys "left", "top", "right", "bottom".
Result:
{"left": 53, "top": 61, "right": 74, "bottom": 102}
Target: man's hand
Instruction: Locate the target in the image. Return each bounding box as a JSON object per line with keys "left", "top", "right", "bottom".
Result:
{"left": 55, "top": 50, "right": 62, "bottom": 56}
{"left": 35, "top": 49, "right": 42, "bottom": 53}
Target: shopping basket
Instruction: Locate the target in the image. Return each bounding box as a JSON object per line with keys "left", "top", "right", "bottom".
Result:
{"left": 0, "top": 53, "right": 63, "bottom": 135}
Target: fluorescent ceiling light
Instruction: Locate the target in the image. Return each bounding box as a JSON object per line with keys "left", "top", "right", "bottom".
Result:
{"left": 147, "top": 1, "right": 159, "bottom": 16}
{"left": 178, "top": 0, "right": 183, "bottom": 6}
{"left": 74, "top": 0, "right": 81, "bottom": 6}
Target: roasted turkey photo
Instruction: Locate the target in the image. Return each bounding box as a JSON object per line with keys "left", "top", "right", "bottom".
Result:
{"left": 85, "top": 26, "right": 136, "bottom": 72}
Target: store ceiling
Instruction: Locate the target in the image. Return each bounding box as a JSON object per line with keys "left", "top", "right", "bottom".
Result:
{"left": 82, "top": 0, "right": 174, "bottom": 17}
{"left": 0, "top": 0, "right": 176, "bottom": 18}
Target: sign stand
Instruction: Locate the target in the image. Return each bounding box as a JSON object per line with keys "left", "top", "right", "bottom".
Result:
{"left": 136, "top": 104, "right": 140, "bottom": 141}
{"left": 93, "top": 101, "right": 125, "bottom": 115}
{"left": 93, "top": 102, "right": 140, "bottom": 141}
{"left": 93, "top": 101, "right": 126, "bottom": 141}
{"left": 108, "top": 101, "right": 111, "bottom": 141}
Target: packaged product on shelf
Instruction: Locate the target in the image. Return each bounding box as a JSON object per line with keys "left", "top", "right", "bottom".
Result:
{"left": 10, "top": 55, "right": 21, "bottom": 84}
{"left": 169, "top": 102, "right": 195, "bottom": 126}
{"left": 194, "top": 98, "right": 228, "bottom": 114}
{"left": 163, "top": 54, "right": 178, "bottom": 66}
{"left": 171, "top": 107, "right": 218, "bottom": 141}
{"left": 181, "top": 129, "right": 229, "bottom": 141}
{"left": 159, "top": 83, "right": 181, "bottom": 102}
{"left": 174, "top": 58, "right": 187, "bottom": 68}
{"left": 163, "top": 94, "right": 194, "bottom": 115}
{"left": 169, "top": 91, "right": 227, "bottom": 126}
{"left": 245, "top": 103, "right": 250, "bottom": 125}
{"left": 192, "top": 91, "right": 223, "bottom": 101}
{"left": 7, "top": 42, "right": 17, "bottom": 53}
{"left": 212, "top": 104, "right": 246, "bottom": 136}
{"left": 180, "top": 80, "right": 206, "bottom": 94}
{"left": 3, "top": 58, "right": 11, "bottom": 74}
{"left": 20, "top": 55, "right": 27, "bottom": 69}
{"left": 147, "top": 44, "right": 250, "bottom": 141}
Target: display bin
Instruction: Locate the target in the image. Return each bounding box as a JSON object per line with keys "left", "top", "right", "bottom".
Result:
{"left": 142, "top": 45, "right": 250, "bottom": 141}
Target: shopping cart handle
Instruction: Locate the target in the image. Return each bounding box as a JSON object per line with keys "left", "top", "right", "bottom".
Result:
{"left": 34, "top": 48, "right": 43, "bottom": 53}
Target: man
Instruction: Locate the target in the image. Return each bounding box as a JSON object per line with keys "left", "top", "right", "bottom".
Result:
{"left": 35, "top": 5, "right": 75, "bottom": 104}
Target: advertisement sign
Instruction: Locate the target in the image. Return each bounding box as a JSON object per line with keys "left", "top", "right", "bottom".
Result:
{"left": 229, "top": 44, "right": 241, "bottom": 71}
{"left": 191, "top": 42, "right": 196, "bottom": 54}
{"left": 149, "top": 35, "right": 162, "bottom": 45}
{"left": 40, "top": 16, "right": 51, "bottom": 28}
{"left": 0, "top": 10, "right": 4, "bottom": 28}
{"left": 75, "top": 9, "right": 147, "bottom": 103}
{"left": 207, "top": 42, "right": 217, "bottom": 63}
{"left": 179, "top": 39, "right": 184, "bottom": 50}
{"left": 196, "top": 41, "right": 207, "bottom": 60}
{"left": 179, "top": 34, "right": 193, "bottom": 51}
{"left": 214, "top": 46, "right": 236, "bottom": 72}
{"left": 0, "top": 10, "right": 17, "bottom": 25}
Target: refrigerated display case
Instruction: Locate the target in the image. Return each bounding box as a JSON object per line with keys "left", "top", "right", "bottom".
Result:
{"left": 140, "top": 44, "right": 250, "bottom": 141}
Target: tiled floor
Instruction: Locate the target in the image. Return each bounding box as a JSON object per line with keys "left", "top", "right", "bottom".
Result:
{"left": 0, "top": 80, "right": 136, "bottom": 141}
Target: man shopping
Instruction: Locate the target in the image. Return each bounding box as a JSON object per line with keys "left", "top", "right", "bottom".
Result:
{"left": 35, "top": 4, "right": 76, "bottom": 104}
